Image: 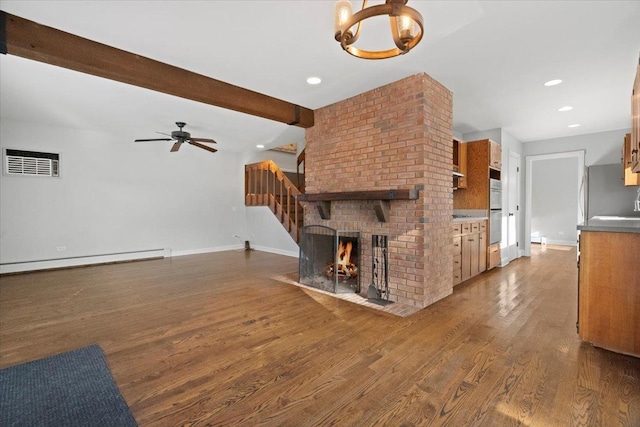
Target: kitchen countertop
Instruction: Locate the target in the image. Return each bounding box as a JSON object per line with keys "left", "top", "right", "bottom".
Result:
{"left": 577, "top": 216, "right": 640, "bottom": 234}
{"left": 453, "top": 216, "right": 489, "bottom": 223}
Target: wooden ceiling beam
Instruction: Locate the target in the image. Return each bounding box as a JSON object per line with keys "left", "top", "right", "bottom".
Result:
{"left": 0, "top": 11, "right": 314, "bottom": 128}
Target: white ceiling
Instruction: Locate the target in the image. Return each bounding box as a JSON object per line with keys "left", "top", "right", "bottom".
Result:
{"left": 1, "top": 1, "right": 639, "bottom": 153}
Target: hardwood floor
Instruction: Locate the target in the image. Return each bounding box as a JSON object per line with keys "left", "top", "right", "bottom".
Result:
{"left": 1, "top": 245, "right": 638, "bottom": 426}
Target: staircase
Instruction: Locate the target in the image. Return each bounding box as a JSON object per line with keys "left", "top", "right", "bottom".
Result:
{"left": 245, "top": 160, "right": 304, "bottom": 243}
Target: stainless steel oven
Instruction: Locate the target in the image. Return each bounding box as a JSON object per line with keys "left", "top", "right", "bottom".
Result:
{"left": 490, "top": 179, "right": 501, "bottom": 210}
{"left": 490, "top": 210, "right": 502, "bottom": 244}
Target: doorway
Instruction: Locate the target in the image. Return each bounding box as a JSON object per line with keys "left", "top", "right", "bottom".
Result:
{"left": 507, "top": 151, "right": 521, "bottom": 262}
{"left": 524, "top": 151, "right": 585, "bottom": 256}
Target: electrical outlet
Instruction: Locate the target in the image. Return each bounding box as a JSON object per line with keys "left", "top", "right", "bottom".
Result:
{"left": 56, "top": 246, "right": 66, "bottom": 252}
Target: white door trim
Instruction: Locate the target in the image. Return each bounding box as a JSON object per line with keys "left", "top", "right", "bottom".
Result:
{"left": 524, "top": 150, "right": 585, "bottom": 257}
{"left": 504, "top": 150, "right": 521, "bottom": 264}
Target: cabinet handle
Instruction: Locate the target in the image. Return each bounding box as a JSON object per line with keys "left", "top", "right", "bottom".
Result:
{"left": 469, "top": 238, "right": 474, "bottom": 242}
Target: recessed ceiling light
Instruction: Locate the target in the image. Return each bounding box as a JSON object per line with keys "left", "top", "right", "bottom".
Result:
{"left": 256, "top": 144, "right": 265, "bottom": 148}
{"left": 306, "top": 76, "right": 322, "bottom": 85}
{"left": 558, "top": 106, "right": 573, "bottom": 112}
{"left": 568, "top": 124, "right": 581, "bottom": 128}
{"left": 544, "top": 79, "right": 562, "bottom": 87}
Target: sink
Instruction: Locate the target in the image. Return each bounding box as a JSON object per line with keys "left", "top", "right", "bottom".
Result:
{"left": 592, "top": 216, "right": 640, "bottom": 221}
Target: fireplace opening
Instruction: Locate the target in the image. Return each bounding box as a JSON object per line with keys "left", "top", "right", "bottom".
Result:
{"left": 299, "top": 225, "right": 360, "bottom": 294}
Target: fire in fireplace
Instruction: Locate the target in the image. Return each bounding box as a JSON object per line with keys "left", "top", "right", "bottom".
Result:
{"left": 299, "top": 225, "right": 360, "bottom": 294}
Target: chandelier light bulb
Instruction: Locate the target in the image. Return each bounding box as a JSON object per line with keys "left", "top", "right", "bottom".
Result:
{"left": 396, "top": 14, "right": 415, "bottom": 41}
{"left": 334, "top": 0, "right": 353, "bottom": 39}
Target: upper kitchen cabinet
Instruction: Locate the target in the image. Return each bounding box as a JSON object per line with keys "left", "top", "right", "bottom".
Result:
{"left": 623, "top": 133, "right": 639, "bottom": 186}
{"left": 453, "top": 139, "right": 501, "bottom": 209}
{"left": 453, "top": 138, "right": 467, "bottom": 189}
{"left": 490, "top": 139, "right": 502, "bottom": 171}
{"left": 632, "top": 54, "right": 640, "bottom": 173}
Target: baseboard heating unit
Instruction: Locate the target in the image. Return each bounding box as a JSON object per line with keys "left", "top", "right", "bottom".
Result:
{"left": 0, "top": 248, "right": 168, "bottom": 274}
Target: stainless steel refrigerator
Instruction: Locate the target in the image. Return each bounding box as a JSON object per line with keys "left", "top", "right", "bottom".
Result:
{"left": 582, "top": 164, "right": 640, "bottom": 219}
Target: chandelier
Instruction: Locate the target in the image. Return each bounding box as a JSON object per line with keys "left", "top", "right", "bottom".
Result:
{"left": 334, "top": 0, "right": 424, "bottom": 60}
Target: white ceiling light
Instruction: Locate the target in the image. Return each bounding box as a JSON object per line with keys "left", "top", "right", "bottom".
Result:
{"left": 256, "top": 144, "right": 265, "bottom": 148}
{"left": 306, "top": 77, "right": 322, "bottom": 85}
{"left": 558, "top": 106, "right": 573, "bottom": 112}
{"left": 568, "top": 124, "right": 581, "bottom": 128}
{"left": 544, "top": 79, "right": 563, "bottom": 87}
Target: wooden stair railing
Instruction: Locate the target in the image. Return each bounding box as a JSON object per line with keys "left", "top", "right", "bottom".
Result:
{"left": 245, "top": 160, "right": 304, "bottom": 243}
{"left": 296, "top": 149, "right": 305, "bottom": 194}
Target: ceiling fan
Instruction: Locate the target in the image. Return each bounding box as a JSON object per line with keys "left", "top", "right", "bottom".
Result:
{"left": 135, "top": 122, "right": 217, "bottom": 153}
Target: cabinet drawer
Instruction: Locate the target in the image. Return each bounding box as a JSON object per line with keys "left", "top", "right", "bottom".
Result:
{"left": 471, "top": 222, "right": 480, "bottom": 232}
{"left": 480, "top": 222, "right": 487, "bottom": 232}
{"left": 453, "top": 236, "right": 462, "bottom": 254}
{"left": 453, "top": 223, "right": 462, "bottom": 235}
{"left": 461, "top": 223, "right": 471, "bottom": 234}
{"left": 453, "top": 254, "right": 462, "bottom": 270}
{"left": 453, "top": 268, "right": 462, "bottom": 286}
{"left": 488, "top": 243, "right": 500, "bottom": 269}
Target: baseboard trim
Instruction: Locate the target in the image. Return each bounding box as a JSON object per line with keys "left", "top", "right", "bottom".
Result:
{"left": 545, "top": 239, "right": 577, "bottom": 247}
{"left": 169, "top": 245, "right": 243, "bottom": 257}
{"left": 0, "top": 249, "right": 167, "bottom": 274}
{"left": 251, "top": 245, "right": 299, "bottom": 258}
{"left": 0, "top": 244, "right": 299, "bottom": 274}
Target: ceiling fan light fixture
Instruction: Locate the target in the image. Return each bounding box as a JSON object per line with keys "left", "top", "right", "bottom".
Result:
{"left": 334, "top": 0, "right": 424, "bottom": 60}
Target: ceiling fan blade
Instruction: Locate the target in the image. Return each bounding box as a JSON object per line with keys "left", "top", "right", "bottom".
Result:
{"left": 135, "top": 138, "right": 173, "bottom": 142}
{"left": 189, "top": 140, "right": 218, "bottom": 154}
{"left": 190, "top": 137, "right": 217, "bottom": 144}
{"left": 170, "top": 142, "right": 182, "bottom": 152}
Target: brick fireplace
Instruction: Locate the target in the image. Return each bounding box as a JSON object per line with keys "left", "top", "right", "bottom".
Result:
{"left": 303, "top": 73, "right": 453, "bottom": 309}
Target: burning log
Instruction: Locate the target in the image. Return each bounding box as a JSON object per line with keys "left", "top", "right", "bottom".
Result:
{"left": 326, "top": 240, "right": 358, "bottom": 278}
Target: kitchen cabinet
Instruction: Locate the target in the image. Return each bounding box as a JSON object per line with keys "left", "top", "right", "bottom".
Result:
{"left": 453, "top": 220, "right": 487, "bottom": 285}
{"left": 453, "top": 138, "right": 501, "bottom": 270}
{"left": 632, "top": 55, "right": 640, "bottom": 173}
{"left": 623, "top": 133, "right": 639, "bottom": 186}
{"left": 577, "top": 229, "right": 640, "bottom": 357}
{"left": 490, "top": 140, "right": 502, "bottom": 171}
{"left": 488, "top": 243, "right": 500, "bottom": 269}
{"left": 453, "top": 138, "right": 467, "bottom": 189}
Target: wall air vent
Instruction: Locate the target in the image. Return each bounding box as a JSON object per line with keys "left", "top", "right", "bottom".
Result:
{"left": 5, "top": 149, "right": 60, "bottom": 177}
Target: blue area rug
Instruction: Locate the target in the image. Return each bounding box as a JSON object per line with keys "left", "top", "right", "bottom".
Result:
{"left": 0, "top": 344, "right": 137, "bottom": 427}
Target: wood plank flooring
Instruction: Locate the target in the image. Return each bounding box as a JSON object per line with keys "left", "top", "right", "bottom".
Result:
{"left": 1, "top": 245, "right": 639, "bottom": 426}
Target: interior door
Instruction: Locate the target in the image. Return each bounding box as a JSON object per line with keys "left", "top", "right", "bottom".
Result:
{"left": 507, "top": 152, "right": 520, "bottom": 262}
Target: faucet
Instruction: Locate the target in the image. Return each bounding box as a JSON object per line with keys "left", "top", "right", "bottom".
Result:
{"left": 636, "top": 188, "right": 640, "bottom": 212}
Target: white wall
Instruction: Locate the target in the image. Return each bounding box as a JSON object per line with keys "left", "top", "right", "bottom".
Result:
{"left": 523, "top": 128, "right": 630, "bottom": 166}
{"left": 0, "top": 119, "right": 252, "bottom": 268}
{"left": 531, "top": 156, "right": 579, "bottom": 245}
{"left": 244, "top": 207, "right": 300, "bottom": 257}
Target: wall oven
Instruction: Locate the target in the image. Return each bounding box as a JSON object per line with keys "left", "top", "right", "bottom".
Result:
{"left": 489, "top": 179, "right": 502, "bottom": 244}
{"left": 490, "top": 178, "right": 502, "bottom": 210}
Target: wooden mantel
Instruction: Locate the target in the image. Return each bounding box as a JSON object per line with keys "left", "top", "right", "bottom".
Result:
{"left": 298, "top": 189, "right": 419, "bottom": 222}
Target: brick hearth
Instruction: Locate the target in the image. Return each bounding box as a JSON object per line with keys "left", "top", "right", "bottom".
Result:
{"left": 303, "top": 73, "right": 453, "bottom": 309}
